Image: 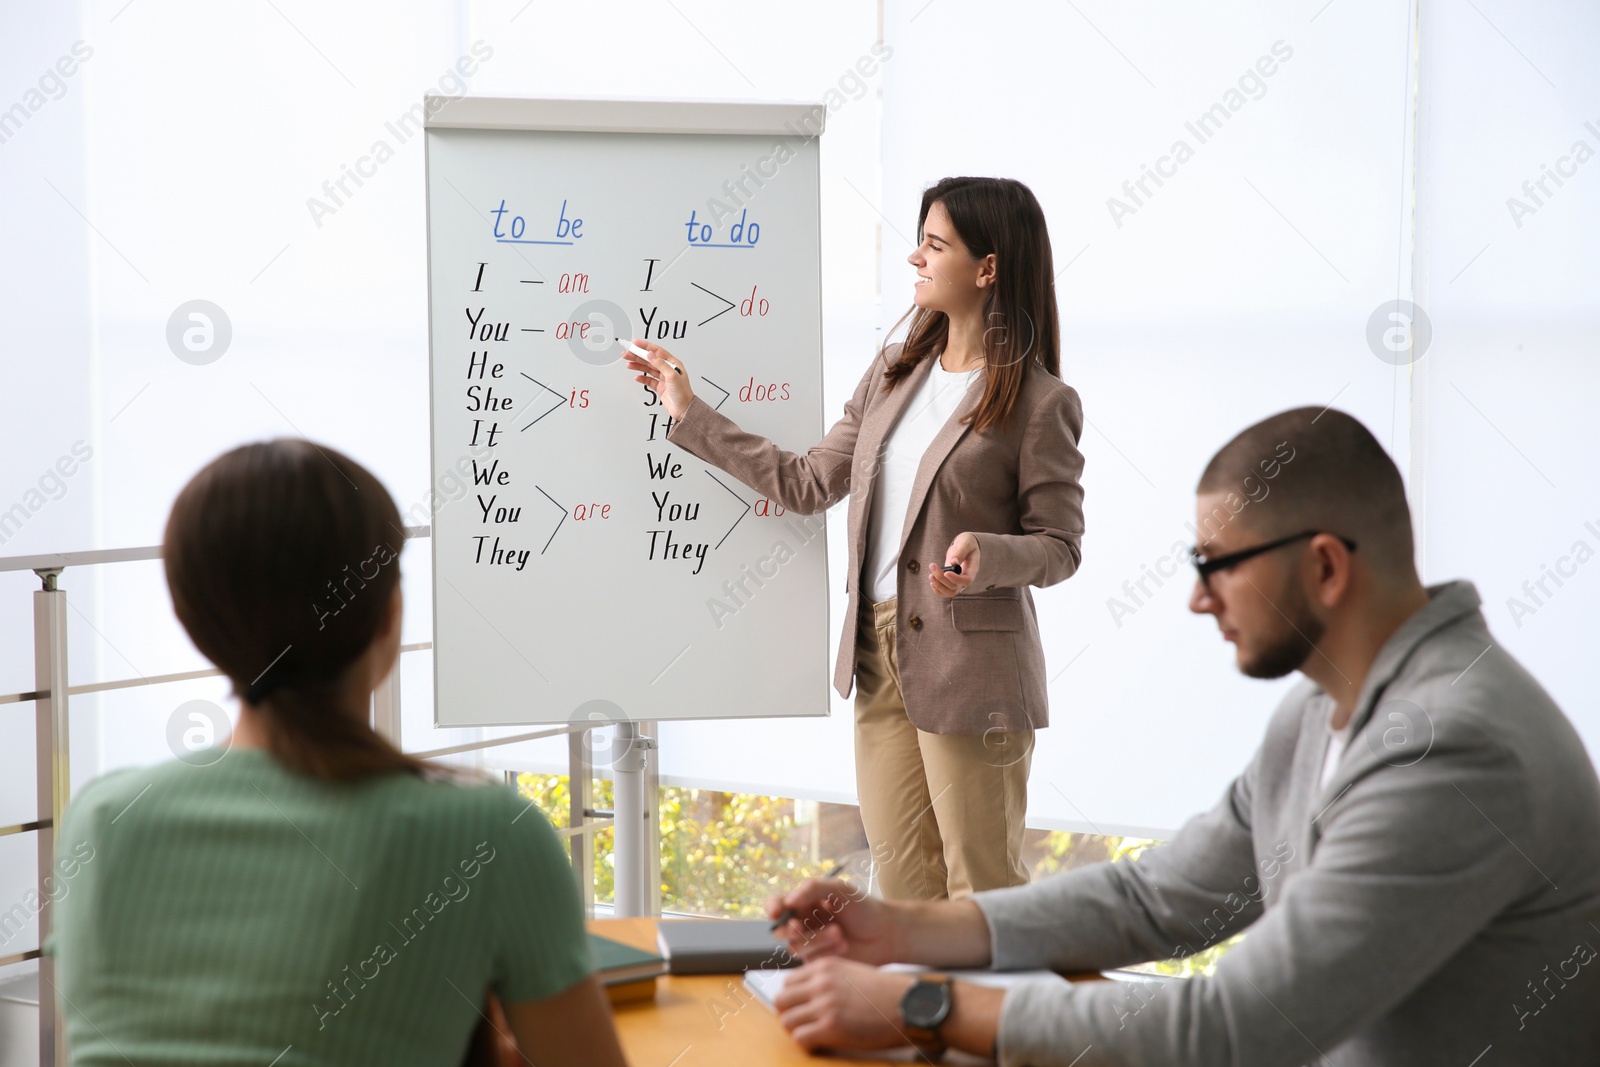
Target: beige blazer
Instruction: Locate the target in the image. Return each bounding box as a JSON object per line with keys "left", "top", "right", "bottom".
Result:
{"left": 666, "top": 341, "right": 1085, "bottom": 733}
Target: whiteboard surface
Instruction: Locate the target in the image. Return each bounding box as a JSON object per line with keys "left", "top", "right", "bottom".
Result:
{"left": 425, "top": 107, "right": 828, "bottom": 728}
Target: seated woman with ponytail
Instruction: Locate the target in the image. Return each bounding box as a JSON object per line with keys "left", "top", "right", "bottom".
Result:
{"left": 50, "top": 439, "right": 629, "bottom": 1067}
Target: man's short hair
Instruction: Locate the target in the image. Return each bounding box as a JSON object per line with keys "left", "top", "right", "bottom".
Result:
{"left": 1197, "top": 407, "right": 1416, "bottom": 578}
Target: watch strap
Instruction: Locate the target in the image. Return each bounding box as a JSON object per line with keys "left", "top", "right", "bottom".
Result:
{"left": 901, "top": 974, "right": 952, "bottom": 1060}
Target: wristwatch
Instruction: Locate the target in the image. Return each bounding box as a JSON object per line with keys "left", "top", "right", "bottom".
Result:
{"left": 900, "top": 974, "right": 953, "bottom": 1061}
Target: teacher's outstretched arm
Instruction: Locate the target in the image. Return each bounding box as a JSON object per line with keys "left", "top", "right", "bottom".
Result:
{"left": 620, "top": 338, "right": 879, "bottom": 516}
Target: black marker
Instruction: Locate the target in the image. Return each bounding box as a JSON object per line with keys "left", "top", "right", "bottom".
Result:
{"left": 941, "top": 563, "right": 962, "bottom": 575}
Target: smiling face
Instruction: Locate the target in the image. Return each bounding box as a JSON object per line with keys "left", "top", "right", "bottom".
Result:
{"left": 1188, "top": 492, "right": 1324, "bottom": 679}
{"left": 907, "top": 200, "right": 992, "bottom": 315}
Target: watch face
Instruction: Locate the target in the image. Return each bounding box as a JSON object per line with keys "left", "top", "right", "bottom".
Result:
{"left": 902, "top": 980, "right": 952, "bottom": 1028}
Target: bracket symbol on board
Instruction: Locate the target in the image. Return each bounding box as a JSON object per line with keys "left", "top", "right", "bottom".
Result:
{"left": 699, "top": 377, "right": 731, "bottom": 411}
{"left": 705, "top": 471, "right": 752, "bottom": 550}
{"left": 535, "top": 485, "right": 567, "bottom": 554}
{"left": 691, "top": 282, "right": 736, "bottom": 327}
{"left": 643, "top": 375, "right": 728, "bottom": 411}
{"left": 520, "top": 373, "right": 566, "bottom": 430}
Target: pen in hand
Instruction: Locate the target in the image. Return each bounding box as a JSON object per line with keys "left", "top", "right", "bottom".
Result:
{"left": 769, "top": 863, "right": 848, "bottom": 932}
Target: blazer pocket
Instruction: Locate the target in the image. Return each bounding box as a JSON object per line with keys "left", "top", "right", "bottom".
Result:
{"left": 950, "top": 595, "right": 1024, "bottom": 632}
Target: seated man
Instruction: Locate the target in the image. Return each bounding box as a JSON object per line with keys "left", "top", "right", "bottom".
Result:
{"left": 767, "top": 407, "right": 1600, "bottom": 1066}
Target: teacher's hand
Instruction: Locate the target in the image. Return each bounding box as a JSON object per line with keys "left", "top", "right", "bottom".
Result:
{"left": 930, "top": 533, "right": 980, "bottom": 597}
{"left": 621, "top": 339, "right": 694, "bottom": 421}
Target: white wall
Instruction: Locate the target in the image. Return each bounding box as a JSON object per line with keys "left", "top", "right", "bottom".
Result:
{"left": 1412, "top": 1, "right": 1600, "bottom": 765}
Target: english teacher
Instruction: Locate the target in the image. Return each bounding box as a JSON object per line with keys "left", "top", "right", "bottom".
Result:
{"left": 621, "top": 177, "right": 1086, "bottom": 900}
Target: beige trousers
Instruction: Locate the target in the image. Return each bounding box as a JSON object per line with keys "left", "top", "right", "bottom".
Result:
{"left": 853, "top": 597, "right": 1033, "bottom": 900}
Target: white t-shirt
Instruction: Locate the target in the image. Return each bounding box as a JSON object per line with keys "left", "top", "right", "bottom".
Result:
{"left": 864, "top": 357, "right": 982, "bottom": 602}
{"left": 1320, "top": 715, "right": 1354, "bottom": 790}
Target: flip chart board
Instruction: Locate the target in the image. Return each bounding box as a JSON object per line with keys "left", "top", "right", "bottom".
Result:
{"left": 424, "top": 95, "right": 829, "bottom": 728}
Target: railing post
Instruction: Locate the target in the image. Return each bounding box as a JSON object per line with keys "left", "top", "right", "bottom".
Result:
{"left": 567, "top": 730, "right": 594, "bottom": 915}
{"left": 34, "top": 568, "right": 69, "bottom": 1067}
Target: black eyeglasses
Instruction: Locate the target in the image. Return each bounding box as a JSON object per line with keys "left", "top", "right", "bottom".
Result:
{"left": 1189, "top": 530, "right": 1358, "bottom": 590}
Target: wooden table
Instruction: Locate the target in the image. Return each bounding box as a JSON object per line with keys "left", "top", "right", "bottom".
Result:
{"left": 593, "top": 917, "right": 866, "bottom": 1065}
{"left": 592, "top": 921, "right": 864, "bottom": 1067}
{"left": 590, "top": 918, "right": 1111, "bottom": 1066}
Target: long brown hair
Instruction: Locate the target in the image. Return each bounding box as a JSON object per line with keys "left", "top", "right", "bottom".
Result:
{"left": 882, "top": 176, "right": 1062, "bottom": 433}
{"left": 163, "top": 438, "right": 428, "bottom": 781}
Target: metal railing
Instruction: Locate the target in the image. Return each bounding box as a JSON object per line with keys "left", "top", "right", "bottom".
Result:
{"left": 0, "top": 525, "right": 660, "bottom": 1066}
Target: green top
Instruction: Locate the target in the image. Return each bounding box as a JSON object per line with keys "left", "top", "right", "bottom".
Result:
{"left": 49, "top": 747, "right": 594, "bottom": 1067}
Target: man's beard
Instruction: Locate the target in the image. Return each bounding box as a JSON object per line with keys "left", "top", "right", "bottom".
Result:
{"left": 1239, "top": 576, "right": 1325, "bottom": 680}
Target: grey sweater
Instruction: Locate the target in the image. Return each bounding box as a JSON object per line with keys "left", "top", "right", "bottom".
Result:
{"left": 972, "top": 581, "right": 1600, "bottom": 1066}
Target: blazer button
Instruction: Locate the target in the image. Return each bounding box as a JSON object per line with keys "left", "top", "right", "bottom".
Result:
{"left": 908, "top": 614, "right": 923, "bottom": 631}
{"left": 907, "top": 559, "right": 920, "bottom": 573}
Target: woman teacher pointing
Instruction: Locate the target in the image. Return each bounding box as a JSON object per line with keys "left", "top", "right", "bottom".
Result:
{"left": 621, "top": 177, "right": 1085, "bottom": 899}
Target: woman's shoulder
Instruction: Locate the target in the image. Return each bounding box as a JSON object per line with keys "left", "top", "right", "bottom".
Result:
{"left": 1018, "top": 366, "right": 1083, "bottom": 420}
{"left": 60, "top": 757, "right": 215, "bottom": 845}
{"left": 875, "top": 340, "right": 909, "bottom": 373}
{"left": 383, "top": 765, "right": 526, "bottom": 813}
{"left": 849, "top": 340, "right": 906, "bottom": 406}
{"left": 1020, "top": 362, "right": 1078, "bottom": 398}
{"left": 388, "top": 774, "right": 571, "bottom": 886}
{"left": 385, "top": 768, "right": 561, "bottom": 840}
{"left": 73, "top": 750, "right": 243, "bottom": 806}
{"left": 67, "top": 763, "right": 158, "bottom": 822}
